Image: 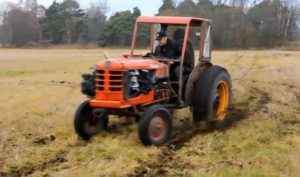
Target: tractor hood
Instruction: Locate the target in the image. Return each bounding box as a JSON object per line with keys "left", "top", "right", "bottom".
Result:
{"left": 96, "top": 58, "right": 165, "bottom": 70}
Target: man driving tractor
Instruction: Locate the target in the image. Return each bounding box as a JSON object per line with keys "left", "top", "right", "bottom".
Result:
{"left": 75, "top": 16, "right": 232, "bottom": 146}
{"left": 153, "top": 31, "right": 182, "bottom": 82}
{"left": 153, "top": 30, "right": 194, "bottom": 90}
{"left": 154, "top": 31, "right": 181, "bottom": 59}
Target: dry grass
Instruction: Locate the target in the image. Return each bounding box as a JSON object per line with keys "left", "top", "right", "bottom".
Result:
{"left": 0, "top": 48, "right": 299, "bottom": 177}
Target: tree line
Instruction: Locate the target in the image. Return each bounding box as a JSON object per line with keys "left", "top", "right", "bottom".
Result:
{"left": 0, "top": 0, "right": 299, "bottom": 48}
{"left": 167, "top": 0, "right": 300, "bottom": 48}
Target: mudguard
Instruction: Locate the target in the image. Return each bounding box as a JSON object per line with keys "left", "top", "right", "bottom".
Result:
{"left": 184, "top": 60, "right": 212, "bottom": 105}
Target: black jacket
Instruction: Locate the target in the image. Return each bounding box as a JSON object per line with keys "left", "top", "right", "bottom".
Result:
{"left": 153, "top": 39, "right": 181, "bottom": 59}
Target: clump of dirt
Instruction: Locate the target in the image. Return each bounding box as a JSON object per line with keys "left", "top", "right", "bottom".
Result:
{"left": 277, "top": 115, "right": 300, "bottom": 138}
{"left": 33, "top": 135, "right": 56, "bottom": 145}
{"left": 247, "top": 87, "right": 272, "bottom": 113}
{"left": 296, "top": 92, "right": 300, "bottom": 104}
{"left": 129, "top": 146, "right": 193, "bottom": 177}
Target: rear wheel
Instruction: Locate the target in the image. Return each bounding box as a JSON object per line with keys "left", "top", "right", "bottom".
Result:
{"left": 74, "top": 101, "right": 108, "bottom": 140}
{"left": 138, "top": 105, "right": 172, "bottom": 145}
{"left": 192, "top": 65, "right": 232, "bottom": 127}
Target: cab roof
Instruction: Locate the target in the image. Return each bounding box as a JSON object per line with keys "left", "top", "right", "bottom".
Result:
{"left": 136, "top": 16, "right": 211, "bottom": 25}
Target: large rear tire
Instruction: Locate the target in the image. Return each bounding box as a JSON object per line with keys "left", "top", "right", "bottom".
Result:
{"left": 74, "top": 101, "right": 108, "bottom": 140}
{"left": 138, "top": 105, "right": 173, "bottom": 145}
{"left": 192, "top": 65, "right": 232, "bottom": 127}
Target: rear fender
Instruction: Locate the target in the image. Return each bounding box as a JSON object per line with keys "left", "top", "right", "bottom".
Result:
{"left": 184, "top": 60, "right": 212, "bottom": 105}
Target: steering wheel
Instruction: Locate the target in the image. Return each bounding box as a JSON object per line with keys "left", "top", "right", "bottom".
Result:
{"left": 143, "top": 53, "right": 177, "bottom": 65}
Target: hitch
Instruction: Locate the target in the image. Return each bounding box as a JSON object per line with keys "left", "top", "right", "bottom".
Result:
{"left": 92, "top": 108, "right": 106, "bottom": 119}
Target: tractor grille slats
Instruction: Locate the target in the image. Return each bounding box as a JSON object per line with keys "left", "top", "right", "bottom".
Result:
{"left": 95, "top": 70, "right": 123, "bottom": 92}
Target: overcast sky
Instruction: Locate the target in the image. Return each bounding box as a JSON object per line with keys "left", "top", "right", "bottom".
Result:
{"left": 1, "top": 0, "right": 163, "bottom": 16}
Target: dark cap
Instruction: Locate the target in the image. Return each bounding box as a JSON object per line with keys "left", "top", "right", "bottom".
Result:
{"left": 156, "top": 31, "right": 167, "bottom": 40}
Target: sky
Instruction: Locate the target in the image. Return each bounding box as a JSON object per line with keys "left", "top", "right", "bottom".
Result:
{"left": 0, "top": 0, "right": 163, "bottom": 16}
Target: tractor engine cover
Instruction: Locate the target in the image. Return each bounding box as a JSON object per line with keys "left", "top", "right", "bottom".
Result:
{"left": 96, "top": 58, "right": 169, "bottom": 100}
{"left": 97, "top": 58, "right": 169, "bottom": 76}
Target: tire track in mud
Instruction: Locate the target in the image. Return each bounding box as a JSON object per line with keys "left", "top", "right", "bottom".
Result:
{"left": 231, "top": 56, "right": 260, "bottom": 82}
{"left": 250, "top": 80, "right": 300, "bottom": 105}
{"left": 128, "top": 145, "right": 193, "bottom": 177}
{"left": 128, "top": 87, "right": 272, "bottom": 177}
{"left": 248, "top": 87, "right": 272, "bottom": 113}
{"left": 127, "top": 61, "right": 298, "bottom": 176}
{"left": 0, "top": 141, "right": 89, "bottom": 177}
{"left": 170, "top": 86, "right": 272, "bottom": 151}
{"left": 127, "top": 111, "right": 245, "bottom": 176}
{"left": 2, "top": 84, "right": 288, "bottom": 177}
{"left": 0, "top": 150, "right": 68, "bottom": 177}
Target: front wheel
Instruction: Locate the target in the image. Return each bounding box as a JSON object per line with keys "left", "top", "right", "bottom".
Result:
{"left": 192, "top": 65, "right": 232, "bottom": 127}
{"left": 138, "top": 105, "right": 173, "bottom": 145}
{"left": 74, "top": 101, "right": 108, "bottom": 140}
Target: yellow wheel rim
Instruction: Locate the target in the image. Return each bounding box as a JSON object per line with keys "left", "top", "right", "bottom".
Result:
{"left": 215, "top": 81, "right": 229, "bottom": 120}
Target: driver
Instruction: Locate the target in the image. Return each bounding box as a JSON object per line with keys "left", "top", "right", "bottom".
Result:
{"left": 153, "top": 31, "right": 181, "bottom": 59}
{"left": 153, "top": 31, "right": 182, "bottom": 82}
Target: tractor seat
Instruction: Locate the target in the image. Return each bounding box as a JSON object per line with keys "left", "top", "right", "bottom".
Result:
{"left": 173, "top": 28, "right": 195, "bottom": 75}
{"left": 171, "top": 29, "right": 195, "bottom": 98}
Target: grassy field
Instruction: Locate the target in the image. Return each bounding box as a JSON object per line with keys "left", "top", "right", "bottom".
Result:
{"left": 0, "top": 48, "right": 299, "bottom": 177}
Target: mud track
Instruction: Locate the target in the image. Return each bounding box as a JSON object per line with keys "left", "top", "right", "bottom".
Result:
{"left": 128, "top": 145, "right": 193, "bottom": 177}
{"left": 0, "top": 84, "right": 277, "bottom": 177}
{"left": 0, "top": 151, "right": 68, "bottom": 177}
{"left": 127, "top": 85, "right": 274, "bottom": 177}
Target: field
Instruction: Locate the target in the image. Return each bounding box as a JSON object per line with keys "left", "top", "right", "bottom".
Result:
{"left": 0, "top": 48, "right": 299, "bottom": 177}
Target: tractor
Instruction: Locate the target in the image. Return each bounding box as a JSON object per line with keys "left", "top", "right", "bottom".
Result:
{"left": 75, "top": 16, "right": 232, "bottom": 145}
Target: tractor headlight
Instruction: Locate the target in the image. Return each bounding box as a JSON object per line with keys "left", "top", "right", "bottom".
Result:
{"left": 124, "top": 70, "right": 140, "bottom": 99}
{"left": 124, "top": 69, "right": 154, "bottom": 99}
{"left": 81, "top": 72, "right": 95, "bottom": 97}
{"left": 129, "top": 70, "right": 140, "bottom": 91}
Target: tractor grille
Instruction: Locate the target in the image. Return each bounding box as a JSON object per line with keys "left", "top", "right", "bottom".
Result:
{"left": 95, "top": 70, "right": 123, "bottom": 92}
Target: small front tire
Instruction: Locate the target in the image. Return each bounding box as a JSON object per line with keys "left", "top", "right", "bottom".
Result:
{"left": 138, "top": 105, "right": 173, "bottom": 145}
{"left": 74, "top": 100, "right": 108, "bottom": 140}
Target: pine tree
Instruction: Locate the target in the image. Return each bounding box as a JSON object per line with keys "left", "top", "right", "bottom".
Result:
{"left": 158, "top": 0, "right": 176, "bottom": 14}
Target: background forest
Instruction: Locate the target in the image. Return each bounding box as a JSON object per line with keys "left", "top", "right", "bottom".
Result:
{"left": 0, "top": 0, "right": 299, "bottom": 49}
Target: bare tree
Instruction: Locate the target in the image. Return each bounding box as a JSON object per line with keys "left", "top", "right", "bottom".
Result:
{"left": 1, "top": 7, "right": 40, "bottom": 46}
{"left": 25, "top": 0, "right": 38, "bottom": 15}
{"left": 82, "top": 0, "right": 108, "bottom": 43}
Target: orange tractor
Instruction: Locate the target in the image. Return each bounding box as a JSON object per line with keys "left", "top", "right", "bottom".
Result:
{"left": 75, "top": 16, "right": 232, "bottom": 145}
